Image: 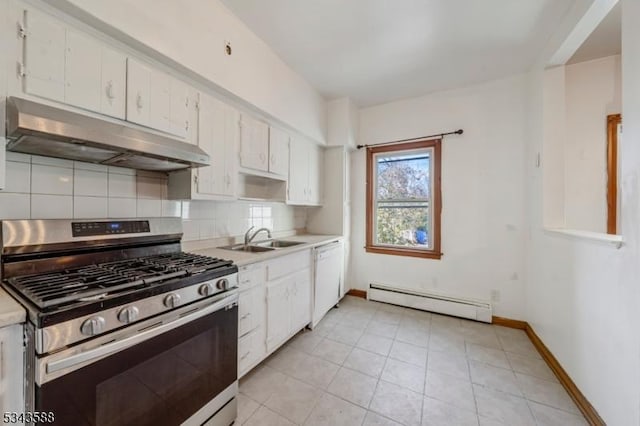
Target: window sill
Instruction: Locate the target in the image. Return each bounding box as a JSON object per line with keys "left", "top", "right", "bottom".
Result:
{"left": 543, "top": 228, "right": 624, "bottom": 248}
{"left": 365, "top": 245, "right": 442, "bottom": 259}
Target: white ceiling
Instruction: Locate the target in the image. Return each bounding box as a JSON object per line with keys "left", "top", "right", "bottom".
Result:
{"left": 567, "top": 2, "right": 621, "bottom": 65}
{"left": 221, "top": 0, "right": 576, "bottom": 106}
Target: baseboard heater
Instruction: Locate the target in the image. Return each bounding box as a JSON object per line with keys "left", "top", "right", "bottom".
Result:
{"left": 368, "top": 283, "right": 493, "bottom": 323}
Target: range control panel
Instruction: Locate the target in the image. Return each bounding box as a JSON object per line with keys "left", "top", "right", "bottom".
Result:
{"left": 72, "top": 220, "right": 151, "bottom": 237}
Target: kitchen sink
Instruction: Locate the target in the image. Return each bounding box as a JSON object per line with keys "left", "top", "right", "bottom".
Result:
{"left": 218, "top": 244, "right": 275, "bottom": 252}
{"left": 218, "top": 239, "right": 305, "bottom": 252}
{"left": 255, "top": 240, "right": 305, "bottom": 248}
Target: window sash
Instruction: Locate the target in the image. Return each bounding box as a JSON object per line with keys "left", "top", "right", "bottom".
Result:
{"left": 372, "top": 147, "right": 434, "bottom": 251}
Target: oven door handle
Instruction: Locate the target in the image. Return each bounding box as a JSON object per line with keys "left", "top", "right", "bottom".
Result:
{"left": 46, "top": 292, "right": 238, "bottom": 375}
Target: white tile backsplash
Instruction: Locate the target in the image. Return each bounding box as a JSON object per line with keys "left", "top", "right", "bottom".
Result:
{"left": 1, "top": 158, "right": 306, "bottom": 238}
{"left": 136, "top": 176, "right": 165, "bottom": 199}
{"left": 0, "top": 193, "right": 30, "bottom": 219}
{"left": 136, "top": 199, "right": 162, "bottom": 217}
{"left": 73, "top": 162, "right": 108, "bottom": 172}
{"left": 74, "top": 169, "right": 108, "bottom": 197}
{"left": 108, "top": 166, "right": 136, "bottom": 176}
{"left": 31, "top": 194, "right": 73, "bottom": 219}
{"left": 6, "top": 152, "right": 31, "bottom": 163}
{"left": 31, "top": 164, "right": 73, "bottom": 195}
{"left": 31, "top": 155, "right": 74, "bottom": 168}
{"left": 74, "top": 196, "right": 108, "bottom": 218}
{"left": 1, "top": 161, "right": 31, "bottom": 193}
{"left": 108, "top": 198, "right": 137, "bottom": 218}
{"left": 108, "top": 173, "right": 137, "bottom": 198}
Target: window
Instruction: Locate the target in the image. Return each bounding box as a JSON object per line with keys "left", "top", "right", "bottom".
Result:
{"left": 366, "top": 139, "right": 442, "bottom": 259}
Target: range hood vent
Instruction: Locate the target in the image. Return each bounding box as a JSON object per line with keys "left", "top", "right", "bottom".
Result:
{"left": 5, "top": 97, "right": 209, "bottom": 172}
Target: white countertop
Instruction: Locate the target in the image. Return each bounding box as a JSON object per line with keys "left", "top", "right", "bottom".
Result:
{"left": 0, "top": 288, "right": 26, "bottom": 328}
{"left": 191, "top": 234, "right": 343, "bottom": 267}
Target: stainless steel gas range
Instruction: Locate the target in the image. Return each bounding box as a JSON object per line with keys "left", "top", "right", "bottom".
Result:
{"left": 0, "top": 218, "right": 239, "bottom": 426}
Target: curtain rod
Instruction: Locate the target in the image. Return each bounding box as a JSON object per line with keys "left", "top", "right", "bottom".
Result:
{"left": 356, "top": 129, "right": 463, "bottom": 149}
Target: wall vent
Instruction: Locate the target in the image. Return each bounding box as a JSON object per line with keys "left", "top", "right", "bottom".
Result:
{"left": 368, "top": 283, "right": 492, "bottom": 323}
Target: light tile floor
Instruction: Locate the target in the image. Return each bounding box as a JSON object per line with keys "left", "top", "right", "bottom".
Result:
{"left": 238, "top": 296, "right": 587, "bottom": 426}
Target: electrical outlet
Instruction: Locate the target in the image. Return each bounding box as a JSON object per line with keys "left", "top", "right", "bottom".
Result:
{"left": 490, "top": 289, "right": 501, "bottom": 303}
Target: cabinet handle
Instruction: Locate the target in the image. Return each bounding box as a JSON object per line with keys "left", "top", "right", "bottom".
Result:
{"left": 226, "top": 173, "right": 231, "bottom": 186}
{"left": 240, "top": 313, "right": 251, "bottom": 320}
{"left": 185, "top": 120, "right": 189, "bottom": 132}
{"left": 136, "top": 93, "right": 144, "bottom": 109}
{"left": 240, "top": 352, "right": 251, "bottom": 360}
{"left": 106, "top": 80, "right": 115, "bottom": 100}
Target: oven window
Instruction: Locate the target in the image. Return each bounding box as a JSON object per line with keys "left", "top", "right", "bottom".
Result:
{"left": 37, "top": 306, "right": 237, "bottom": 426}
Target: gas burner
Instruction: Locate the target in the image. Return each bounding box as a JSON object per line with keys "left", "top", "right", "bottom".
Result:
{"left": 7, "top": 252, "right": 234, "bottom": 310}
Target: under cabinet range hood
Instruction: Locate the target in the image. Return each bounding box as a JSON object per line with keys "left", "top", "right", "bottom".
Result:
{"left": 5, "top": 97, "right": 209, "bottom": 171}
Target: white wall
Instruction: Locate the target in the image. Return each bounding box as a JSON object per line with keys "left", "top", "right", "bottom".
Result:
{"left": 565, "top": 55, "right": 621, "bottom": 232}
{"left": 525, "top": 0, "right": 640, "bottom": 423}
{"left": 0, "top": 153, "right": 306, "bottom": 241}
{"left": 350, "top": 74, "right": 528, "bottom": 318}
{"left": 44, "top": 0, "right": 327, "bottom": 144}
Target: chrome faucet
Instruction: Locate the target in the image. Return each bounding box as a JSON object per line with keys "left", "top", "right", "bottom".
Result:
{"left": 244, "top": 226, "right": 272, "bottom": 245}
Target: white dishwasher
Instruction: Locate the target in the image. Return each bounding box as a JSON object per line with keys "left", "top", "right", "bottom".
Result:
{"left": 312, "top": 240, "right": 344, "bottom": 327}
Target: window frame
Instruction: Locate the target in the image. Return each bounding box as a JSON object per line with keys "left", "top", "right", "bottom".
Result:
{"left": 365, "top": 138, "right": 442, "bottom": 259}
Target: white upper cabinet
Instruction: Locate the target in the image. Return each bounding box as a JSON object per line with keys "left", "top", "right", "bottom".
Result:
{"left": 148, "top": 67, "right": 172, "bottom": 133}
{"left": 268, "top": 127, "right": 290, "bottom": 177}
{"left": 99, "top": 47, "right": 127, "bottom": 119}
{"left": 168, "top": 93, "right": 239, "bottom": 200}
{"left": 126, "top": 58, "right": 151, "bottom": 127}
{"left": 65, "top": 30, "right": 127, "bottom": 119}
{"left": 126, "top": 58, "right": 191, "bottom": 137}
{"left": 22, "top": 9, "right": 66, "bottom": 102}
{"left": 65, "top": 30, "right": 102, "bottom": 111}
{"left": 239, "top": 114, "right": 269, "bottom": 172}
{"left": 169, "top": 79, "right": 190, "bottom": 139}
{"left": 288, "top": 137, "right": 323, "bottom": 206}
{"left": 22, "top": 11, "right": 126, "bottom": 119}
{"left": 196, "top": 94, "right": 238, "bottom": 198}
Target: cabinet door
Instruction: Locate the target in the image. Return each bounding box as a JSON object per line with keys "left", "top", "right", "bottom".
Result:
{"left": 23, "top": 9, "right": 66, "bottom": 102}
{"left": 287, "top": 136, "right": 308, "bottom": 204}
{"left": 223, "top": 107, "right": 240, "bottom": 197}
{"left": 100, "top": 47, "right": 126, "bottom": 119}
{"left": 268, "top": 127, "right": 290, "bottom": 177}
{"left": 126, "top": 58, "right": 151, "bottom": 126}
{"left": 240, "top": 114, "right": 269, "bottom": 171}
{"left": 266, "top": 278, "right": 290, "bottom": 352}
{"left": 290, "top": 270, "right": 311, "bottom": 332}
{"left": 185, "top": 88, "right": 200, "bottom": 145}
{"left": 308, "top": 144, "right": 323, "bottom": 205}
{"left": 65, "top": 30, "right": 101, "bottom": 111}
{"left": 239, "top": 289, "right": 256, "bottom": 337}
{"left": 195, "top": 94, "right": 222, "bottom": 195}
{"left": 169, "top": 78, "right": 189, "bottom": 138}
{"left": 148, "top": 70, "right": 172, "bottom": 133}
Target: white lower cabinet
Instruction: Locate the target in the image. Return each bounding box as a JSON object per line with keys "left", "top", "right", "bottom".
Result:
{"left": 0, "top": 324, "right": 24, "bottom": 421}
{"left": 265, "top": 252, "right": 312, "bottom": 353}
{"left": 237, "top": 250, "right": 312, "bottom": 377}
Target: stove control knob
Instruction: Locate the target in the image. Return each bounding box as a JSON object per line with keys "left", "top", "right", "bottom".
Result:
{"left": 117, "top": 306, "right": 140, "bottom": 324}
{"left": 199, "top": 283, "right": 214, "bottom": 296}
{"left": 216, "top": 278, "right": 229, "bottom": 291}
{"left": 163, "top": 293, "right": 181, "bottom": 308}
{"left": 80, "top": 316, "right": 106, "bottom": 336}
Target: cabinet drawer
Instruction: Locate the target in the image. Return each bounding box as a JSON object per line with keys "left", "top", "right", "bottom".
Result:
{"left": 267, "top": 250, "right": 311, "bottom": 281}
{"left": 238, "top": 262, "right": 266, "bottom": 289}
{"left": 238, "top": 291, "right": 254, "bottom": 337}
{"left": 238, "top": 332, "right": 254, "bottom": 373}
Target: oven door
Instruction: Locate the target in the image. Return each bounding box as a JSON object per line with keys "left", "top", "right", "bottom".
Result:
{"left": 33, "top": 291, "right": 238, "bottom": 426}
